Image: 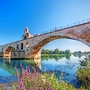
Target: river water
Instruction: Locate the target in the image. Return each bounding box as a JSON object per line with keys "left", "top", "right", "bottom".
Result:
{"left": 0, "top": 55, "right": 86, "bottom": 88}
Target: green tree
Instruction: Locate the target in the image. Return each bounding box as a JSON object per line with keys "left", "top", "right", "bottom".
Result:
{"left": 65, "top": 49, "right": 70, "bottom": 54}
{"left": 53, "top": 48, "right": 60, "bottom": 54}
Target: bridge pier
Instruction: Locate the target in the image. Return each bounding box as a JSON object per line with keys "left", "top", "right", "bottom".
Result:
{"left": 11, "top": 51, "right": 25, "bottom": 59}
{"left": 27, "top": 50, "right": 41, "bottom": 59}
{"left": 2, "top": 50, "right": 41, "bottom": 59}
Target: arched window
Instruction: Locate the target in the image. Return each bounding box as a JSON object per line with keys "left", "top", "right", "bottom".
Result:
{"left": 26, "top": 33, "right": 29, "bottom": 37}
{"left": 21, "top": 43, "right": 23, "bottom": 50}
{"left": 24, "top": 36, "right": 27, "bottom": 39}
{"left": 17, "top": 44, "right": 19, "bottom": 50}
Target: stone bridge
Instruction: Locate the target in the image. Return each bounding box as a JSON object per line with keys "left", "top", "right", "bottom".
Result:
{"left": 0, "top": 21, "right": 90, "bottom": 59}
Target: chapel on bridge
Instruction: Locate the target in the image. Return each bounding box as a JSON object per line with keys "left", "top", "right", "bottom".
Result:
{"left": 22, "top": 27, "right": 32, "bottom": 40}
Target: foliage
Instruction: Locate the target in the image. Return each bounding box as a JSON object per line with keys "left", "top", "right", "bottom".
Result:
{"left": 77, "top": 58, "right": 90, "bottom": 89}
{"left": 14, "top": 65, "right": 77, "bottom": 90}
{"left": 41, "top": 48, "right": 71, "bottom": 55}
{"left": 41, "top": 49, "right": 71, "bottom": 61}
{"left": 73, "top": 51, "right": 90, "bottom": 58}
{"left": 73, "top": 51, "right": 83, "bottom": 58}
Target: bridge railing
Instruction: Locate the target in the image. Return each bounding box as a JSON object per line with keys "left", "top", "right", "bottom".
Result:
{"left": 58, "top": 18, "right": 90, "bottom": 30}
{"left": 40, "top": 18, "right": 90, "bottom": 35}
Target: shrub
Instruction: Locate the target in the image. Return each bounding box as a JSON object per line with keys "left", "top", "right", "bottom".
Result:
{"left": 77, "top": 59, "right": 90, "bottom": 89}
{"left": 14, "top": 65, "right": 76, "bottom": 90}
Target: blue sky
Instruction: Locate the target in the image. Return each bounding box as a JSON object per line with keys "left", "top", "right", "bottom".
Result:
{"left": 0, "top": 0, "right": 90, "bottom": 52}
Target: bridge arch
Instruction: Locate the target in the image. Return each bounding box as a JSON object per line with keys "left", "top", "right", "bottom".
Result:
{"left": 28, "top": 34, "right": 90, "bottom": 59}
{"left": 4, "top": 46, "right": 14, "bottom": 58}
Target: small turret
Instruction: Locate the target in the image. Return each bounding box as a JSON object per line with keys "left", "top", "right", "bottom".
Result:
{"left": 22, "top": 27, "right": 32, "bottom": 40}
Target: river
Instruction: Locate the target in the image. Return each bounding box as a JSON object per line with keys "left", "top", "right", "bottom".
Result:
{"left": 0, "top": 54, "right": 87, "bottom": 88}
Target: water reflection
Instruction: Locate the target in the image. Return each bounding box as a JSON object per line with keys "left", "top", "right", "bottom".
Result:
{"left": 41, "top": 55, "right": 86, "bottom": 88}
{"left": 0, "top": 57, "right": 41, "bottom": 84}
{"left": 0, "top": 55, "right": 87, "bottom": 87}
{"left": 3, "top": 58, "right": 41, "bottom": 74}
{"left": 41, "top": 54, "right": 71, "bottom": 61}
{"left": 34, "top": 58, "right": 41, "bottom": 69}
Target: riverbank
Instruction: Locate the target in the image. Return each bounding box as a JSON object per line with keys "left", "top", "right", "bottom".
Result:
{"left": 41, "top": 53, "right": 71, "bottom": 56}
{"left": 0, "top": 84, "right": 6, "bottom": 88}
{"left": 0, "top": 84, "right": 13, "bottom": 90}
